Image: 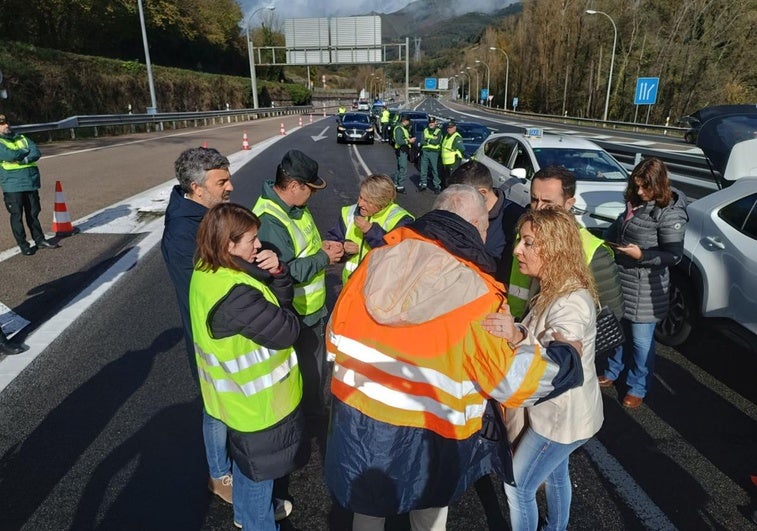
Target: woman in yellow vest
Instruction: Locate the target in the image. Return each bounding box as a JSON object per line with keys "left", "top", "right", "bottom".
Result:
{"left": 189, "top": 203, "right": 310, "bottom": 530}
{"left": 325, "top": 174, "right": 414, "bottom": 284}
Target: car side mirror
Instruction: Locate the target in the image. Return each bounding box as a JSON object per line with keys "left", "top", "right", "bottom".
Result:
{"left": 511, "top": 167, "right": 527, "bottom": 182}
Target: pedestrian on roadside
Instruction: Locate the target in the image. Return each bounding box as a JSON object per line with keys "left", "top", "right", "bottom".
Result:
{"left": 440, "top": 120, "right": 465, "bottom": 190}
{"left": 325, "top": 174, "right": 413, "bottom": 285}
{"left": 392, "top": 115, "right": 416, "bottom": 194}
{"left": 324, "top": 185, "right": 584, "bottom": 530}
{"left": 380, "top": 105, "right": 391, "bottom": 142}
{"left": 599, "top": 157, "right": 688, "bottom": 409}
{"left": 0, "top": 114, "right": 60, "bottom": 255}
{"left": 190, "top": 203, "right": 310, "bottom": 530}
{"left": 483, "top": 207, "right": 603, "bottom": 531}
{"left": 252, "top": 149, "right": 343, "bottom": 430}
{"left": 418, "top": 117, "right": 443, "bottom": 192}
{"left": 161, "top": 146, "right": 236, "bottom": 504}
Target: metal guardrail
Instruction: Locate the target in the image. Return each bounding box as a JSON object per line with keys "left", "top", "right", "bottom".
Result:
{"left": 13, "top": 104, "right": 345, "bottom": 140}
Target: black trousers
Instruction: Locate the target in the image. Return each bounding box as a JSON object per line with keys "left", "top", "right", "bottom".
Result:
{"left": 294, "top": 316, "right": 328, "bottom": 419}
{"left": 3, "top": 190, "right": 45, "bottom": 249}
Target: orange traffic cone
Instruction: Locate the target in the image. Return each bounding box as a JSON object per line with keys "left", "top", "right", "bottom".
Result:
{"left": 280, "top": 123, "right": 286, "bottom": 136}
{"left": 298, "top": 116, "right": 303, "bottom": 127}
{"left": 242, "top": 130, "right": 250, "bottom": 150}
{"left": 202, "top": 141, "right": 208, "bottom": 148}
{"left": 52, "top": 181, "right": 75, "bottom": 236}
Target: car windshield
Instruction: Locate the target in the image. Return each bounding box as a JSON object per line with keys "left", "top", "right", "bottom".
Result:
{"left": 343, "top": 113, "right": 370, "bottom": 124}
{"left": 533, "top": 148, "right": 627, "bottom": 181}
{"left": 457, "top": 124, "right": 489, "bottom": 142}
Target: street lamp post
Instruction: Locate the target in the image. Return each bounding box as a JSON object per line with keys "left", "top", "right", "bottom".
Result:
{"left": 458, "top": 71, "right": 468, "bottom": 102}
{"left": 489, "top": 46, "right": 509, "bottom": 110}
{"left": 476, "top": 59, "right": 490, "bottom": 106}
{"left": 246, "top": 5, "right": 275, "bottom": 110}
{"left": 585, "top": 10, "right": 617, "bottom": 122}
{"left": 137, "top": 0, "right": 157, "bottom": 114}
{"left": 466, "top": 66, "right": 479, "bottom": 105}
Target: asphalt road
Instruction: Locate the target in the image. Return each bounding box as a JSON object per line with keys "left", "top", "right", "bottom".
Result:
{"left": 0, "top": 105, "right": 755, "bottom": 530}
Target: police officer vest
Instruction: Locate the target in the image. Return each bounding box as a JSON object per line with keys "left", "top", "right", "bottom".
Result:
{"left": 189, "top": 266, "right": 302, "bottom": 432}
{"left": 422, "top": 127, "right": 442, "bottom": 151}
{"left": 394, "top": 124, "right": 411, "bottom": 150}
{"left": 507, "top": 226, "right": 604, "bottom": 319}
{"left": 441, "top": 132, "right": 463, "bottom": 165}
{"left": 380, "top": 109, "right": 391, "bottom": 124}
{"left": 0, "top": 136, "right": 37, "bottom": 171}
{"left": 340, "top": 202, "right": 413, "bottom": 284}
{"left": 252, "top": 197, "right": 326, "bottom": 316}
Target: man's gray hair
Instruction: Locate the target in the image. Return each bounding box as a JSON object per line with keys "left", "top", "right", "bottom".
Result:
{"left": 432, "top": 184, "right": 487, "bottom": 221}
{"left": 174, "top": 147, "right": 230, "bottom": 194}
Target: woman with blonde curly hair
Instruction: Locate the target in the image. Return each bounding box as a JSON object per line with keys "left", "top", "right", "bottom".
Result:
{"left": 483, "top": 207, "right": 603, "bottom": 531}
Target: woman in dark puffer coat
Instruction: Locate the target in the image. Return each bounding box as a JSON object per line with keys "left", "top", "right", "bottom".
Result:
{"left": 598, "top": 158, "right": 688, "bottom": 408}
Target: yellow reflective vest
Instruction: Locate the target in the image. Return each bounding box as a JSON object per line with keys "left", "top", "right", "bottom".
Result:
{"left": 189, "top": 266, "right": 302, "bottom": 432}
{"left": 340, "top": 202, "right": 413, "bottom": 284}
{"left": 253, "top": 197, "right": 326, "bottom": 317}
{"left": 441, "top": 131, "right": 464, "bottom": 165}
{"left": 0, "top": 136, "right": 36, "bottom": 171}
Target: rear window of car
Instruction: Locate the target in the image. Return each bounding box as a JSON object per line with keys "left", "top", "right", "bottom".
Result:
{"left": 533, "top": 148, "right": 627, "bottom": 181}
{"left": 718, "top": 193, "right": 757, "bottom": 239}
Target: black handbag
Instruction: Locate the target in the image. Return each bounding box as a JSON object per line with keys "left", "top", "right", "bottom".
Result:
{"left": 595, "top": 306, "right": 625, "bottom": 354}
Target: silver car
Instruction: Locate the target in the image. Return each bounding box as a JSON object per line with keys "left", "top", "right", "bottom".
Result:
{"left": 473, "top": 129, "right": 628, "bottom": 231}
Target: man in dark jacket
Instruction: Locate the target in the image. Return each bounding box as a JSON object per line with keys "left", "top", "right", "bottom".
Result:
{"left": 161, "top": 147, "right": 235, "bottom": 504}
{"left": 0, "top": 114, "right": 59, "bottom": 255}
{"left": 529, "top": 166, "right": 624, "bottom": 321}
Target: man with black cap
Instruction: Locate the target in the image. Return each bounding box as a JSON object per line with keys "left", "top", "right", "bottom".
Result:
{"left": 253, "top": 150, "right": 343, "bottom": 428}
{"left": 0, "top": 114, "right": 60, "bottom": 255}
{"left": 419, "top": 117, "right": 442, "bottom": 193}
{"left": 441, "top": 120, "right": 465, "bottom": 190}
{"left": 392, "top": 115, "right": 416, "bottom": 194}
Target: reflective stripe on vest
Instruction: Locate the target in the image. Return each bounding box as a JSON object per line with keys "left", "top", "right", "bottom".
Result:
{"left": 340, "top": 202, "right": 413, "bottom": 284}
{"left": 0, "top": 136, "right": 37, "bottom": 171}
{"left": 252, "top": 197, "right": 326, "bottom": 316}
{"left": 441, "top": 132, "right": 463, "bottom": 165}
{"left": 189, "top": 266, "right": 302, "bottom": 432}
{"left": 422, "top": 128, "right": 442, "bottom": 151}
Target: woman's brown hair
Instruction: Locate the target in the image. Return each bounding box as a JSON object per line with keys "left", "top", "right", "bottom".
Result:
{"left": 195, "top": 203, "right": 260, "bottom": 272}
{"left": 625, "top": 157, "right": 673, "bottom": 208}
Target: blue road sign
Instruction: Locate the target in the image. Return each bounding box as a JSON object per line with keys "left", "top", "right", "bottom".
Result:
{"left": 480, "top": 88, "right": 489, "bottom": 101}
{"left": 634, "top": 77, "right": 659, "bottom": 105}
{"left": 512, "top": 97, "right": 519, "bottom": 111}
{"left": 424, "top": 78, "right": 437, "bottom": 90}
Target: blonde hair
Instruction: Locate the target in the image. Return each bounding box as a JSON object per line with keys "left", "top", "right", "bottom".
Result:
{"left": 359, "top": 174, "right": 396, "bottom": 210}
{"left": 517, "top": 208, "right": 598, "bottom": 314}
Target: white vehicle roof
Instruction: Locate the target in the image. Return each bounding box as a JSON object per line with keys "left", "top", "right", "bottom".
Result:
{"left": 489, "top": 131, "right": 609, "bottom": 151}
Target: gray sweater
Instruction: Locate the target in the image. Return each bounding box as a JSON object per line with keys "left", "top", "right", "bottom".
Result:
{"left": 604, "top": 190, "right": 688, "bottom": 323}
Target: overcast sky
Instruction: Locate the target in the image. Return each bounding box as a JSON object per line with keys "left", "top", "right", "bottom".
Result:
{"left": 241, "top": 0, "right": 506, "bottom": 21}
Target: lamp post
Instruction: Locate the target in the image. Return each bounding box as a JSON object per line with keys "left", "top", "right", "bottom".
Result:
{"left": 585, "top": 10, "right": 617, "bottom": 122}
{"left": 466, "top": 66, "right": 479, "bottom": 104}
{"left": 137, "top": 0, "right": 157, "bottom": 113}
{"left": 458, "top": 71, "right": 468, "bottom": 102}
{"left": 476, "top": 59, "right": 490, "bottom": 106}
{"left": 489, "top": 46, "right": 509, "bottom": 110}
{"left": 246, "top": 4, "right": 275, "bottom": 109}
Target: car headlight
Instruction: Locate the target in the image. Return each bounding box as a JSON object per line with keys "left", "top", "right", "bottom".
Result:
{"left": 366, "top": 127, "right": 374, "bottom": 132}
{"left": 338, "top": 126, "right": 346, "bottom": 131}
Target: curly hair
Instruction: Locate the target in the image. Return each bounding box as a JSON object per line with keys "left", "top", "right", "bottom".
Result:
{"left": 517, "top": 208, "right": 598, "bottom": 315}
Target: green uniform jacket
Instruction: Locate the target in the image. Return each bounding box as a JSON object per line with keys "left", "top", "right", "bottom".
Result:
{"left": 254, "top": 180, "right": 330, "bottom": 326}
{"left": 0, "top": 132, "right": 42, "bottom": 192}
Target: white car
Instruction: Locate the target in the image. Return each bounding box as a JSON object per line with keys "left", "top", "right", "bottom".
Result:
{"left": 473, "top": 129, "right": 628, "bottom": 232}
{"left": 655, "top": 125, "right": 757, "bottom": 348}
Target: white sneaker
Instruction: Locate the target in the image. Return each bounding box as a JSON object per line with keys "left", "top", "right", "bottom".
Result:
{"left": 233, "top": 499, "right": 292, "bottom": 528}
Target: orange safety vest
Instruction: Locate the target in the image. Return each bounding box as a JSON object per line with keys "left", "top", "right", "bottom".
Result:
{"left": 326, "top": 227, "right": 549, "bottom": 441}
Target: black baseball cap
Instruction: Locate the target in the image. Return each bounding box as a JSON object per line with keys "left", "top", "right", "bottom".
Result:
{"left": 446, "top": 120, "right": 457, "bottom": 128}
{"left": 279, "top": 149, "right": 326, "bottom": 189}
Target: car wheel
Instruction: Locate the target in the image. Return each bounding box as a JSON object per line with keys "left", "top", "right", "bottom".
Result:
{"left": 655, "top": 270, "right": 697, "bottom": 346}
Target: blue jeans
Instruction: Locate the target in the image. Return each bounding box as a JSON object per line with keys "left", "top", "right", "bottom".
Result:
{"left": 203, "top": 409, "right": 231, "bottom": 478}
{"left": 604, "top": 320, "right": 656, "bottom": 398}
{"left": 232, "top": 462, "right": 277, "bottom": 530}
{"left": 504, "top": 428, "right": 588, "bottom": 531}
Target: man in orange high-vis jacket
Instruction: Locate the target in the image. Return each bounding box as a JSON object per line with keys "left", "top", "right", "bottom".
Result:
{"left": 323, "top": 185, "right": 584, "bottom": 529}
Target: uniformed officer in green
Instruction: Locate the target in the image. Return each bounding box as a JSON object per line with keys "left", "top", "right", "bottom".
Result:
{"left": 338, "top": 104, "right": 346, "bottom": 117}
{"left": 252, "top": 150, "right": 344, "bottom": 423}
{"left": 380, "top": 105, "right": 391, "bottom": 142}
{"left": 419, "top": 117, "right": 442, "bottom": 192}
{"left": 441, "top": 120, "right": 465, "bottom": 189}
{"left": 392, "top": 115, "right": 416, "bottom": 194}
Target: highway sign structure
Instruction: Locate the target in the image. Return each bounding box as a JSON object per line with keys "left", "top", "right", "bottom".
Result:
{"left": 634, "top": 77, "right": 660, "bottom": 105}
{"left": 425, "top": 78, "right": 438, "bottom": 90}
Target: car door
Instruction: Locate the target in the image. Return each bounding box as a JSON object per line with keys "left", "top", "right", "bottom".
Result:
{"left": 501, "top": 140, "right": 536, "bottom": 206}
{"left": 480, "top": 136, "right": 517, "bottom": 184}
{"left": 697, "top": 189, "right": 757, "bottom": 332}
